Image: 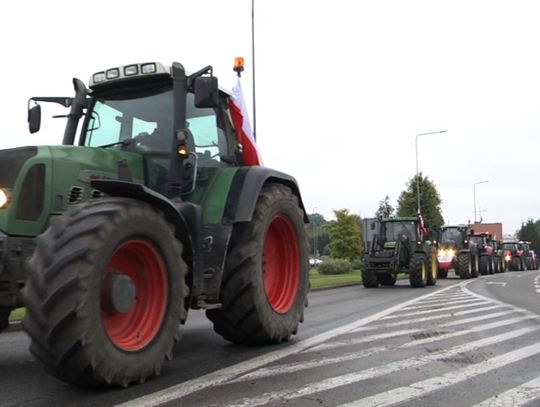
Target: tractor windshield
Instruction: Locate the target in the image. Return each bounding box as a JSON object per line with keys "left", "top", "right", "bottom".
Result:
{"left": 82, "top": 88, "right": 227, "bottom": 162}
{"left": 83, "top": 88, "right": 174, "bottom": 151}
{"left": 441, "top": 228, "right": 464, "bottom": 245}
{"left": 384, "top": 221, "right": 416, "bottom": 242}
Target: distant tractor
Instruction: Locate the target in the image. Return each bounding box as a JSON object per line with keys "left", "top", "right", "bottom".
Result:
{"left": 489, "top": 238, "right": 508, "bottom": 273}
{"left": 502, "top": 241, "right": 525, "bottom": 271}
{"left": 469, "top": 232, "right": 495, "bottom": 275}
{"left": 362, "top": 216, "right": 437, "bottom": 288}
{"left": 519, "top": 241, "right": 538, "bottom": 270}
{"left": 436, "top": 225, "right": 479, "bottom": 279}
{"left": 0, "top": 61, "right": 309, "bottom": 387}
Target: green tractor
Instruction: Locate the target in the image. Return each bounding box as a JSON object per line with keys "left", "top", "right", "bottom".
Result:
{"left": 362, "top": 216, "right": 437, "bottom": 288}
{"left": 0, "top": 61, "right": 309, "bottom": 387}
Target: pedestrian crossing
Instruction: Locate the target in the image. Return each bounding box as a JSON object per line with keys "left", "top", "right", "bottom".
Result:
{"left": 118, "top": 283, "right": 540, "bottom": 407}
{"left": 210, "top": 285, "right": 540, "bottom": 406}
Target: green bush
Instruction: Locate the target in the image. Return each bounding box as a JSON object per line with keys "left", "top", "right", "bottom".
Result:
{"left": 317, "top": 258, "right": 352, "bottom": 275}
{"left": 350, "top": 258, "right": 363, "bottom": 270}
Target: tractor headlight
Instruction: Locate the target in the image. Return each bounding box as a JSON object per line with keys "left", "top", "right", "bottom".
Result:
{"left": 0, "top": 188, "right": 10, "bottom": 208}
{"left": 504, "top": 254, "right": 511, "bottom": 261}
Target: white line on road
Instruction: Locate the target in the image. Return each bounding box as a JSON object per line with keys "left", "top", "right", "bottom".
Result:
{"left": 380, "top": 301, "right": 492, "bottom": 320}
{"left": 341, "top": 341, "right": 540, "bottom": 407}
{"left": 113, "top": 281, "right": 468, "bottom": 407}
{"left": 222, "top": 326, "right": 539, "bottom": 407}
{"left": 487, "top": 282, "right": 507, "bottom": 286}
{"left": 401, "top": 297, "right": 485, "bottom": 310}
{"left": 229, "top": 314, "right": 538, "bottom": 383}
{"left": 472, "top": 375, "right": 540, "bottom": 407}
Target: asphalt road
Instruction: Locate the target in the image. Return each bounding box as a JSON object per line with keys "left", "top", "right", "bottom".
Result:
{"left": 1, "top": 270, "right": 539, "bottom": 407}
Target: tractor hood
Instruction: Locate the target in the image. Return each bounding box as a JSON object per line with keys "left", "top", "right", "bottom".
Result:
{"left": 0, "top": 145, "right": 143, "bottom": 237}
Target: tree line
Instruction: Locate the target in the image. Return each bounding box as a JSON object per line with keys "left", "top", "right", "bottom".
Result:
{"left": 309, "top": 173, "right": 444, "bottom": 260}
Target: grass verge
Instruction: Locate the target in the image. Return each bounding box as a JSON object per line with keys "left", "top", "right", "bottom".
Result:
{"left": 309, "top": 268, "right": 361, "bottom": 289}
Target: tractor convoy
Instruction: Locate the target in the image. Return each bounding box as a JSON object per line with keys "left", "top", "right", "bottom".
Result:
{"left": 0, "top": 60, "right": 538, "bottom": 390}
{"left": 0, "top": 61, "right": 309, "bottom": 387}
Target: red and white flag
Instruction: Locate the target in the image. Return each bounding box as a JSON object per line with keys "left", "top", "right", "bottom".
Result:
{"left": 229, "top": 77, "right": 262, "bottom": 166}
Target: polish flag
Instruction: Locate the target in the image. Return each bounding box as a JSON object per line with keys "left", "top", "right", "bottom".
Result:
{"left": 229, "top": 77, "right": 262, "bottom": 166}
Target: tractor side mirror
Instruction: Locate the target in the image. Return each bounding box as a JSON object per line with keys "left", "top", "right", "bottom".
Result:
{"left": 28, "top": 103, "right": 41, "bottom": 133}
{"left": 194, "top": 76, "right": 219, "bottom": 108}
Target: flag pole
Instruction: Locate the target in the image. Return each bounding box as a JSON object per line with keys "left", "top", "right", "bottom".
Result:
{"left": 251, "top": 0, "right": 257, "bottom": 141}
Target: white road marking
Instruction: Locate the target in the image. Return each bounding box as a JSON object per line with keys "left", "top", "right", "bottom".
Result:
{"left": 441, "top": 310, "right": 517, "bottom": 326}
{"left": 401, "top": 297, "right": 485, "bottom": 310}
{"left": 487, "top": 282, "right": 507, "bottom": 287}
{"left": 229, "top": 314, "right": 538, "bottom": 383}
{"left": 472, "top": 375, "right": 540, "bottom": 407}
{"left": 308, "top": 328, "right": 424, "bottom": 352}
{"left": 222, "top": 326, "right": 539, "bottom": 407}
{"left": 342, "top": 341, "right": 540, "bottom": 407}
{"left": 380, "top": 301, "right": 492, "bottom": 320}
{"left": 113, "top": 281, "right": 467, "bottom": 407}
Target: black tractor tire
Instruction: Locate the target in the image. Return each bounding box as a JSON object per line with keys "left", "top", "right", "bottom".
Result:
{"left": 521, "top": 258, "right": 526, "bottom": 271}
{"left": 488, "top": 256, "right": 495, "bottom": 274}
{"left": 409, "top": 253, "right": 428, "bottom": 288}
{"left": 362, "top": 267, "right": 379, "bottom": 288}
{"left": 0, "top": 307, "right": 10, "bottom": 333}
{"left": 471, "top": 254, "right": 480, "bottom": 277}
{"left": 206, "top": 184, "right": 309, "bottom": 344}
{"left": 493, "top": 258, "right": 500, "bottom": 273}
{"left": 22, "top": 198, "right": 187, "bottom": 387}
{"left": 457, "top": 253, "right": 472, "bottom": 279}
{"left": 377, "top": 273, "right": 396, "bottom": 286}
{"left": 479, "top": 255, "right": 489, "bottom": 275}
{"left": 525, "top": 257, "right": 532, "bottom": 271}
{"left": 427, "top": 249, "right": 437, "bottom": 286}
{"left": 438, "top": 268, "right": 448, "bottom": 279}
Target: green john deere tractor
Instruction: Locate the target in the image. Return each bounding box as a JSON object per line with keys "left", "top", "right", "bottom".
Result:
{"left": 362, "top": 217, "right": 437, "bottom": 288}
{"left": 0, "top": 61, "right": 309, "bottom": 387}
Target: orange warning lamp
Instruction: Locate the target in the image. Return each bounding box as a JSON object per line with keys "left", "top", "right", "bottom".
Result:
{"left": 234, "top": 57, "right": 244, "bottom": 76}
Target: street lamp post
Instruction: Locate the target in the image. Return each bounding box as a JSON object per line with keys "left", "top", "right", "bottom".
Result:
{"left": 473, "top": 180, "right": 489, "bottom": 223}
{"left": 310, "top": 207, "right": 317, "bottom": 259}
{"left": 415, "top": 130, "right": 448, "bottom": 213}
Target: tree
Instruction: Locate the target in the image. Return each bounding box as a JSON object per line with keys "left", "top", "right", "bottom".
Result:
{"left": 517, "top": 218, "right": 540, "bottom": 253}
{"left": 307, "top": 213, "right": 330, "bottom": 257}
{"left": 396, "top": 173, "right": 444, "bottom": 236}
{"left": 325, "top": 209, "right": 363, "bottom": 262}
{"left": 375, "top": 195, "right": 395, "bottom": 218}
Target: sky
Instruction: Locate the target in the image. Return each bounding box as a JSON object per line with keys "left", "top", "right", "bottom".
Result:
{"left": 1, "top": 0, "right": 539, "bottom": 235}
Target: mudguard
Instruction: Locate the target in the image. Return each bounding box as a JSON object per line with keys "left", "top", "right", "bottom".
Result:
{"left": 223, "top": 166, "right": 308, "bottom": 223}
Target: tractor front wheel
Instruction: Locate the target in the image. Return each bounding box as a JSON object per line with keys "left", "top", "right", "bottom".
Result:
{"left": 409, "top": 253, "right": 428, "bottom": 288}
{"left": 23, "top": 198, "right": 187, "bottom": 387}
{"left": 206, "top": 184, "right": 308, "bottom": 344}
{"left": 0, "top": 307, "right": 10, "bottom": 333}
{"left": 457, "top": 253, "right": 472, "bottom": 279}
{"left": 362, "top": 267, "right": 379, "bottom": 288}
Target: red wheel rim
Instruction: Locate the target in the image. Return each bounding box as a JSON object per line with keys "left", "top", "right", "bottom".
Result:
{"left": 101, "top": 239, "right": 167, "bottom": 351}
{"left": 263, "top": 214, "right": 300, "bottom": 313}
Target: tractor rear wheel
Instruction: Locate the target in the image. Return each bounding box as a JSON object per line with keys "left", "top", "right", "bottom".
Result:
{"left": 409, "top": 253, "right": 427, "bottom": 288}
{"left": 0, "top": 307, "right": 10, "bottom": 333}
{"left": 427, "top": 250, "right": 437, "bottom": 286}
{"left": 206, "top": 184, "right": 308, "bottom": 344}
{"left": 377, "top": 273, "right": 396, "bottom": 286}
{"left": 23, "top": 198, "right": 187, "bottom": 387}
{"left": 362, "top": 267, "right": 379, "bottom": 287}
{"left": 479, "top": 255, "right": 489, "bottom": 275}
{"left": 457, "top": 253, "right": 472, "bottom": 279}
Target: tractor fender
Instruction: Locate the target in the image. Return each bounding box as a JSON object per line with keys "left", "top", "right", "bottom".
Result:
{"left": 90, "top": 180, "right": 192, "bottom": 247}
{"left": 223, "top": 166, "right": 308, "bottom": 223}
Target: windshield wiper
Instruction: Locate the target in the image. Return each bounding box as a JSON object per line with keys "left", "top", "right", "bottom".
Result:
{"left": 97, "top": 139, "right": 133, "bottom": 149}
